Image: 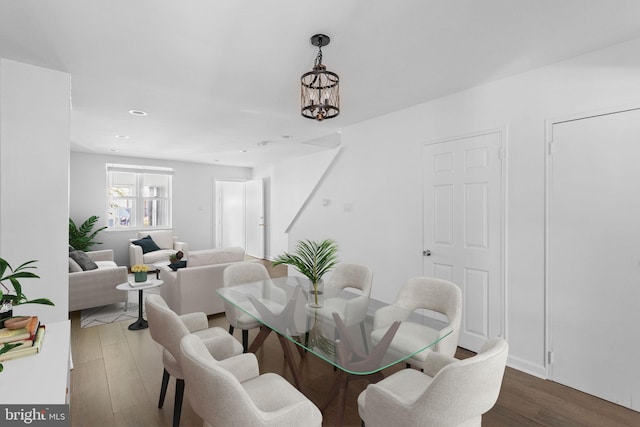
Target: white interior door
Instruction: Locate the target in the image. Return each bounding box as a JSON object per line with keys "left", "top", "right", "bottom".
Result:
{"left": 245, "top": 179, "right": 265, "bottom": 258}
{"left": 423, "top": 131, "right": 504, "bottom": 352}
{"left": 215, "top": 180, "right": 245, "bottom": 248}
{"left": 548, "top": 108, "right": 640, "bottom": 411}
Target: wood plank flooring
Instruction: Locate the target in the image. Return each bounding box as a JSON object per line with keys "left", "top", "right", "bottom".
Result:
{"left": 69, "top": 262, "right": 640, "bottom": 426}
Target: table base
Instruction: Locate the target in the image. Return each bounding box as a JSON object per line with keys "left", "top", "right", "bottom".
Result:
{"left": 128, "top": 289, "right": 148, "bottom": 330}
{"left": 128, "top": 318, "right": 148, "bottom": 330}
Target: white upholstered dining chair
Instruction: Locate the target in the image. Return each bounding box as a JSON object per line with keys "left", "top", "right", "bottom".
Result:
{"left": 223, "top": 262, "right": 273, "bottom": 352}
{"left": 317, "top": 263, "right": 373, "bottom": 326}
{"left": 145, "top": 294, "right": 243, "bottom": 427}
{"left": 358, "top": 337, "right": 509, "bottom": 427}
{"left": 180, "top": 333, "right": 323, "bottom": 426}
{"left": 372, "top": 276, "right": 462, "bottom": 369}
{"left": 310, "top": 263, "right": 373, "bottom": 350}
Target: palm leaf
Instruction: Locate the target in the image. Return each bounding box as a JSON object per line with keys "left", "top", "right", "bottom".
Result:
{"left": 273, "top": 239, "right": 339, "bottom": 284}
{"left": 69, "top": 215, "right": 107, "bottom": 251}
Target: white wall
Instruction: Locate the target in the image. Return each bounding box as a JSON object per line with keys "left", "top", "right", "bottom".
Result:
{"left": 0, "top": 58, "right": 70, "bottom": 323}
{"left": 253, "top": 147, "right": 342, "bottom": 260}
{"left": 70, "top": 152, "right": 251, "bottom": 266}
{"left": 271, "top": 37, "right": 640, "bottom": 377}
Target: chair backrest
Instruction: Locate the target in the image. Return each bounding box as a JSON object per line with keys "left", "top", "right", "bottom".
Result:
{"left": 145, "top": 294, "right": 190, "bottom": 361}
{"left": 326, "top": 263, "right": 373, "bottom": 296}
{"left": 224, "top": 262, "right": 271, "bottom": 286}
{"left": 395, "top": 276, "right": 462, "bottom": 356}
{"left": 137, "top": 229, "right": 174, "bottom": 250}
{"left": 223, "top": 262, "right": 272, "bottom": 326}
{"left": 419, "top": 337, "right": 509, "bottom": 425}
{"left": 180, "top": 334, "right": 263, "bottom": 426}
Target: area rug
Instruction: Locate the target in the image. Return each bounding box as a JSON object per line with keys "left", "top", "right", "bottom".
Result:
{"left": 80, "top": 280, "right": 161, "bottom": 328}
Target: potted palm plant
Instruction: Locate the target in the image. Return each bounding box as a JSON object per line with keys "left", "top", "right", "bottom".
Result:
{"left": 273, "top": 239, "right": 339, "bottom": 308}
{"left": 69, "top": 215, "right": 107, "bottom": 252}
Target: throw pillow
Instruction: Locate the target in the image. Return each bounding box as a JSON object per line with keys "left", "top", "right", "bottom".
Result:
{"left": 168, "top": 261, "right": 187, "bottom": 271}
{"left": 68, "top": 257, "right": 83, "bottom": 273}
{"left": 69, "top": 250, "right": 98, "bottom": 271}
{"left": 131, "top": 235, "right": 162, "bottom": 254}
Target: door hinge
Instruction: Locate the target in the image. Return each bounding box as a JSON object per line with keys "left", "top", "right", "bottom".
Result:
{"left": 548, "top": 141, "right": 555, "bottom": 156}
{"left": 547, "top": 350, "right": 554, "bottom": 365}
{"left": 498, "top": 147, "right": 505, "bottom": 160}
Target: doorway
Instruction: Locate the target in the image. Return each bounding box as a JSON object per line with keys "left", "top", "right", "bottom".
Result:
{"left": 422, "top": 130, "right": 505, "bottom": 352}
{"left": 547, "top": 107, "right": 640, "bottom": 411}
{"left": 215, "top": 179, "right": 264, "bottom": 258}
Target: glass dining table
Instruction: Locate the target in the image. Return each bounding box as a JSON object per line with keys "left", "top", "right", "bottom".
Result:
{"left": 217, "top": 276, "right": 451, "bottom": 427}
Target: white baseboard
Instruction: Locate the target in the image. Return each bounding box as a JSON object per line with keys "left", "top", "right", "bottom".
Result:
{"left": 507, "top": 354, "right": 547, "bottom": 379}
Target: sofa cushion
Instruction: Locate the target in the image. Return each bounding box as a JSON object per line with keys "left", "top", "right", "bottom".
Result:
{"left": 69, "top": 250, "right": 99, "bottom": 271}
{"left": 69, "top": 257, "right": 83, "bottom": 273}
{"left": 143, "top": 249, "right": 176, "bottom": 264}
{"left": 189, "top": 247, "right": 245, "bottom": 267}
{"left": 94, "top": 260, "right": 119, "bottom": 270}
{"left": 137, "top": 230, "right": 173, "bottom": 250}
{"left": 132, "top": 235, "right": 162, "bottom": 254}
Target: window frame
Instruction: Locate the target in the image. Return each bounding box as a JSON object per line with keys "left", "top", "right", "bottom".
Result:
{"left": 106, "top": 164, "right": 173, "bottom": 230}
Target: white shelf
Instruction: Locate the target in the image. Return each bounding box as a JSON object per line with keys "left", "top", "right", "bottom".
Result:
{"left": 0, "top": 320, "right": 71, "bottom": 404}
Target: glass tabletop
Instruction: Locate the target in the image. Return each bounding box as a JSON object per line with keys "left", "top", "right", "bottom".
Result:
{"left": 217, "top": 276, "right": 451, "bottom": 375}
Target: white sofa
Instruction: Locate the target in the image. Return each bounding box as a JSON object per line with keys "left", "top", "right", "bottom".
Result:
{"left": 159, "top": 247, "right": 258, "bottom": 315}
{"left": 129, "top": 229, "right": 189, "bottom": 268}
{"left": 69, "top": 249, "right": 128, "bottom": 311}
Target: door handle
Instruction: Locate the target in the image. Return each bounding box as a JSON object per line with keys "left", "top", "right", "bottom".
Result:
{"left": 423, "top": 250, "right": 431, "bottom": 257}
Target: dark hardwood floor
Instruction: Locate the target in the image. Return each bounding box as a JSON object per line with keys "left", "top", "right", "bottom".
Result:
{"left": 69, "top": 260, "right": 640, "bottom": 426}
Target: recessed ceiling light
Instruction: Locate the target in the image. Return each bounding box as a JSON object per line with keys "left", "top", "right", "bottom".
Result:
{"left": 115, "top": 135, "right": 129, "bottom": 139}
{"left": 241, "top": 150, "right": 248, "bottom": 153}
{"left": 282, "top": 135, "right": 292, "bottom": 139}
{"left": 109, "top": 149, "right": 120, "bottom": 152}
{"left": 128, "top": 109, "right": 147, "bottom": 116}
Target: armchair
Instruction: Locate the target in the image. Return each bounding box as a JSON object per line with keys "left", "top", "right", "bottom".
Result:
{"left": 129, "top": 229, "right": 188, "bottom": 267}
{"left": 358, "top": 337, "right": 509, "bottom": 427}
{"left": 145, "top": 294, "right": 243, "bottom": 427}
{"left": 371, "top": 276, "right": 462, "bottom": 369}
{"left": 180, "top": 333, "right": 323, "bottom": 427}
{"left": 68, "top": 249, "right": 128, "bottom": 311}
{"left": 309, "top": 263, "right": 373, "bottom": 350}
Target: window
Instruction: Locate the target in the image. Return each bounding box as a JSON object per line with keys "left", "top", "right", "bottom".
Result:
{"left": 106, "top": 164, "right": 173, "bottom": 229}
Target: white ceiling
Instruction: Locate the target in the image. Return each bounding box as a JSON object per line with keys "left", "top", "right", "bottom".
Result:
{"left": 2, "top": 0, "right": 640, "bottom": 167}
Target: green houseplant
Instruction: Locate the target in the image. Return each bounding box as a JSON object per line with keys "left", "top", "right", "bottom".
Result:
{"left": 0, "top": 257, "right": 55, "bottom": 372}
{"left": 69, "top": 215, "right": 107, "bottom": 251}
{"left": 273, "top": 239, "right": 339, "bottom": 308}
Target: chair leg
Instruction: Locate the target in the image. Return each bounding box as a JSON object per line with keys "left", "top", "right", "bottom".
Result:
{"left": 242, "top": 329, "right": 249, "bottom": 353}
{"left": 173, "top": 378, "right": 185, "bottom": 427}
{"left": 158, "top": 368, "right": 170, "bottom": 408}
{"left": 360, "top": 322, "right": 369, "bottom": 353}
{"left": 228, "top": 325, "right": 234, "bottom": 335}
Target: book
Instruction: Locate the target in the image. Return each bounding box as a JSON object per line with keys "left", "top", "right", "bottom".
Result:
{"left": 0, "top": 316, "right": 39, "bottom": 344}
{"left": 0, "top": 325, "right": 46, "bottom": 362}
{"left": 130, "top": 280, "right": 151, "bottom": 287}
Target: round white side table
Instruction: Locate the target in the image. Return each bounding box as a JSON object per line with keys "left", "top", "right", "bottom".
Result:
{"left": 116, "top": 279, "right": 163, "bottom": 330}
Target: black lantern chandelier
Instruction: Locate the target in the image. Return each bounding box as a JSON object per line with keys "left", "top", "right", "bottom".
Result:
{"left": 301, "top": 34, "right": 340, "bottom": 121}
